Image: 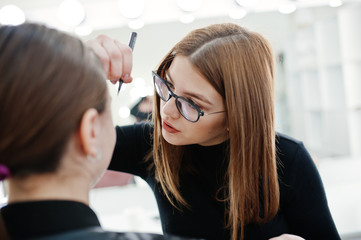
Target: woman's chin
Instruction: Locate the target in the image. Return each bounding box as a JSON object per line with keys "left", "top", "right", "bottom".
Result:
{"left": 162, "top": 130, "right": 184, "bottom": 146}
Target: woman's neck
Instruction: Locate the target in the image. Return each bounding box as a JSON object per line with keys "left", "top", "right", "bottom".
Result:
{"left": 7, "top": 172, "right": 91, "bottom": 205}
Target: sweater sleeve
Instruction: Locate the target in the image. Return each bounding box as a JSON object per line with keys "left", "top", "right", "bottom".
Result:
{"left": 280, "top": 140, "right": 340, "bottom": 240}
{"left": 108, "top": 122, "right": 153, "bottom": 179}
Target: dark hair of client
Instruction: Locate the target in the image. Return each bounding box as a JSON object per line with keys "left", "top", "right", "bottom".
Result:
{"left": 0, "top": 23, "right": 107, "bottom": 178}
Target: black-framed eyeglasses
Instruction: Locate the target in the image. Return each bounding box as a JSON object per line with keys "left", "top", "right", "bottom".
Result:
{"left": 152, "top": 71, "right": 226, "bottom": 123}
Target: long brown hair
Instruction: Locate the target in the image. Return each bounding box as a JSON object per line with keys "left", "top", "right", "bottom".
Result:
{"left": 0, "top": 23, "right": 107, "bottom": 177}
{"left": 152, "top": 23, "right": 279, "bottom": 240}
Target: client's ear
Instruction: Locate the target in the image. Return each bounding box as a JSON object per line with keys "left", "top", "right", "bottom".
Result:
{"left": 78, "top": 108, "right": 100, "bottom": 157}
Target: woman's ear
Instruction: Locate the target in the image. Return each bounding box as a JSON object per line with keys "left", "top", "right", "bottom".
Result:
{"left": 78, "top": 108, "right": 100, "bottom": 157}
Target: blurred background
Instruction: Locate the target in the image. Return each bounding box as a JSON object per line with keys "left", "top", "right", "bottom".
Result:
{"left": 0, "top": 0, "right": 361, "bottom": 239}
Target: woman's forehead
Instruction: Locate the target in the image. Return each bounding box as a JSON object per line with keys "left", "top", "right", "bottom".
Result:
{"left": 168, "top": 57, "right": 209, "bottom": 86}
{"left": 167, "top": 55, "right": 223, "bottom": 104}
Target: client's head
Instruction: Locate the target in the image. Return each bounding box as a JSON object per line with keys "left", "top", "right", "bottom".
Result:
{"left": 0, "top": 23, "right": 116, "bottom": 194}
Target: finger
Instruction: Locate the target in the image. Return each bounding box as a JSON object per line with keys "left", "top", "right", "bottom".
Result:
{"left": 86, "top": 37, "right": 110, "bottom": 77}
{"left": 114, "top": 40, "right": 133, "bottom": 84}
{"left": 100, "top": 38, "right": 126, "bottom": 82}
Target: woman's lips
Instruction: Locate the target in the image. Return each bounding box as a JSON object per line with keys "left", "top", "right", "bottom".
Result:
{"left": 162, "top": 120, "right": 180, "bottom": 133}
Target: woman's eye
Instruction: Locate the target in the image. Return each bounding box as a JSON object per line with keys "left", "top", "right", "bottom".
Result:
{"left": 188, "top": 99, "right": 201, "bottom": 108}
{"left": 165, "top": 80, "right": 174, "bottom": 89}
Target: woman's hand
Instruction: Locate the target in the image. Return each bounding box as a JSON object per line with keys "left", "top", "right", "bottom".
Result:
{"left": 86, "top": 34, "right": 133, "bottom": 84}
{"left": 269, "top": 234, "right": 305, "bottom": 240}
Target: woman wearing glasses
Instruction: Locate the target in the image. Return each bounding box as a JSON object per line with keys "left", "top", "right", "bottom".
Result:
{"left": 88, "top": 23, "right": 340, "bottom": 240}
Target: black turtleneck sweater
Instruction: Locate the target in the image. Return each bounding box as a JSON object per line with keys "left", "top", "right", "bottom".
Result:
{"left": 1, "top": 200, "right": 100, "bottom": 239}
{"left": 0, "top": 200, "right": 194, "bottom": 240}
{"left": 109, "top": 123, "right": 340, "bottom": 240}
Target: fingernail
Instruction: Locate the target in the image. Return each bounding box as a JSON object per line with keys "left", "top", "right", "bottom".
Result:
{"left": 123, "top": 74, "right": 130, "bottom": 80}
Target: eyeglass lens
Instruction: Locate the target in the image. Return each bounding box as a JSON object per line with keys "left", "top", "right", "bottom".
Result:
{"left": 153, "top": 73, "right": 200, "bottom": 122}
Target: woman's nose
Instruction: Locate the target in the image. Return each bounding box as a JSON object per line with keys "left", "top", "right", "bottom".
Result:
{"left": 161, "top": 98, "right": 180, "bottom": 119}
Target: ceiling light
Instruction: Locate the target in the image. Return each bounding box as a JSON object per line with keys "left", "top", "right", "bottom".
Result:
{"left": 278, "top": 3, "right": 296, "bottom": 14}
{"left": 118, "top": 107, "right": 130, "bottom": 118}
{"left": 235, "top": 0, "right": 258, "bottom": 7}
{"left": 176, "top": 0, "right": 203, "bottom": 12}
{"left": 329, "top": 0, "right": 343, "bottom": 7}
{"left": 229, "top": 8, "right": 247, "bottom": 19}
{"left": 118, "top": 0, "right": 145, "bottom": 19}
{"left": 58, "top": 0, "right": 85, "bottom": 27}
{"left": 0, "top": 5, "right": 25, "bottom": 25}
{"left": 129, "top": 78, "right": 153, "bottom": 99}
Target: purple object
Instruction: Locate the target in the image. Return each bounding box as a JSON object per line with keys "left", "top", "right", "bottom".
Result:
{"left": 0, "top": 164, "right": 10, "bottom": 181}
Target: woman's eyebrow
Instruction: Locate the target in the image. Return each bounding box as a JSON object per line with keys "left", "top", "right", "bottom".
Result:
{"left": 166, "top": 71, "right": 212, "bottom": 105}
{"left": 164, "top": 72, "right": 174, "bottom": 85}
